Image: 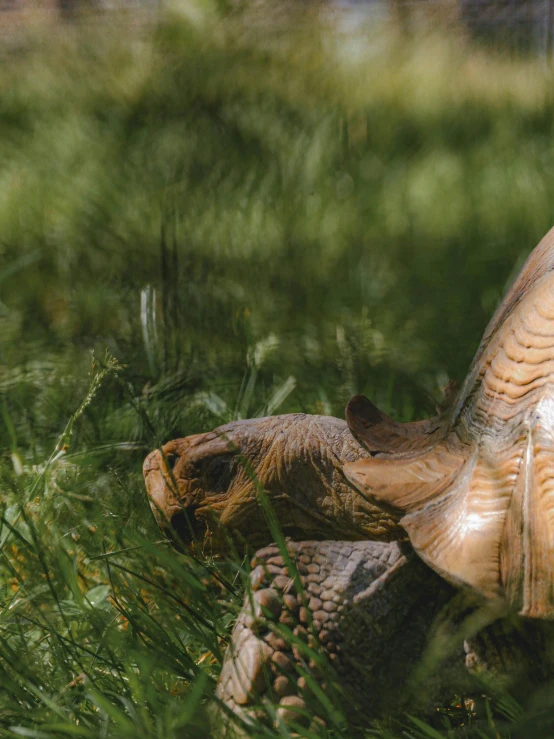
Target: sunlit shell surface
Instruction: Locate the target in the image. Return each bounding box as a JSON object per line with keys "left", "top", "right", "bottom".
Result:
{"left": 345, "top": 226, "right": 554, "bottom": 618}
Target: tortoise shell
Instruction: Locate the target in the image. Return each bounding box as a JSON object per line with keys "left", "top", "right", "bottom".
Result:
{"left": 344, "top": 226, "right": 554, "bottom": 619}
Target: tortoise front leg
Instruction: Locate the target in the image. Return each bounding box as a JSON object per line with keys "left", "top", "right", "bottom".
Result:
{"left": 214, "top": 540, "right": 459, "bottom": 736}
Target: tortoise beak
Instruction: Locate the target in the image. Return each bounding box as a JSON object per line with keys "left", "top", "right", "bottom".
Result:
{"left": 143, "top": 439, "right": 206, "bottom": 548}
{"left": 143, "top": 448, "right": 181, "bottom": 523}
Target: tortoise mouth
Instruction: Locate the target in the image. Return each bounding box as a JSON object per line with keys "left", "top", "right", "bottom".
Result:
{"left": 165, "top": 504, "right": 206, "bottom": 550}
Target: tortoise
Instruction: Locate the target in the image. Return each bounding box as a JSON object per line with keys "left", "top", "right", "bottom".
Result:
{"left": 143, "top": 226, "right": 554, "bottom": 734}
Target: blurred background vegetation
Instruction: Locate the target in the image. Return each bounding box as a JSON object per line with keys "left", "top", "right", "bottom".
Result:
{"left": 2, "top": 1, "right": 554, "bottom": 736}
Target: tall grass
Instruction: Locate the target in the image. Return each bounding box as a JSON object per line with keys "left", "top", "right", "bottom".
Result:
{"left": 3, "top": 3, "right": 554, "bottom": 736}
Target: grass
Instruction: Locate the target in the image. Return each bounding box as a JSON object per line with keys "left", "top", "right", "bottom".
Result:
{"left": 3, "top": 2, "right": 554, "bottom": 736}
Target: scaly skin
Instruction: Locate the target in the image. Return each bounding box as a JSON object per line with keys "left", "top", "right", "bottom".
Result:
{"left": 215, "top": 540, "right": 459, "bottom": 735}
{"left": 214, "top": 541, "right": 554, "bottom": 735}
{"left": 143, "top": 413, "right": 404, "bottom": 555}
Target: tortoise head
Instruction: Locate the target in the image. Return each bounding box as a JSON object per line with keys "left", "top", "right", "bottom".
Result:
{"left": 345, "top": 225, "right": 554, "bottom": 619}
{"left": 143, "top": 425, "right": 245, "bottom": 553}
{"left": 144, "top": 413, "right": 402, "bottom": 556}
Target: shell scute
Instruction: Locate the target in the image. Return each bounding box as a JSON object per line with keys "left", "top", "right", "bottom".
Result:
{"left": 345, "top": 226, "right": 554, "bottom": 617}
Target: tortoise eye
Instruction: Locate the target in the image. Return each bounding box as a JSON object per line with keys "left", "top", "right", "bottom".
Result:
{"left": 203, "top": 456, "right": 235, "bottom": 493}
{"left": 163, "top": 452, "right": 177, "bottom": 468}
